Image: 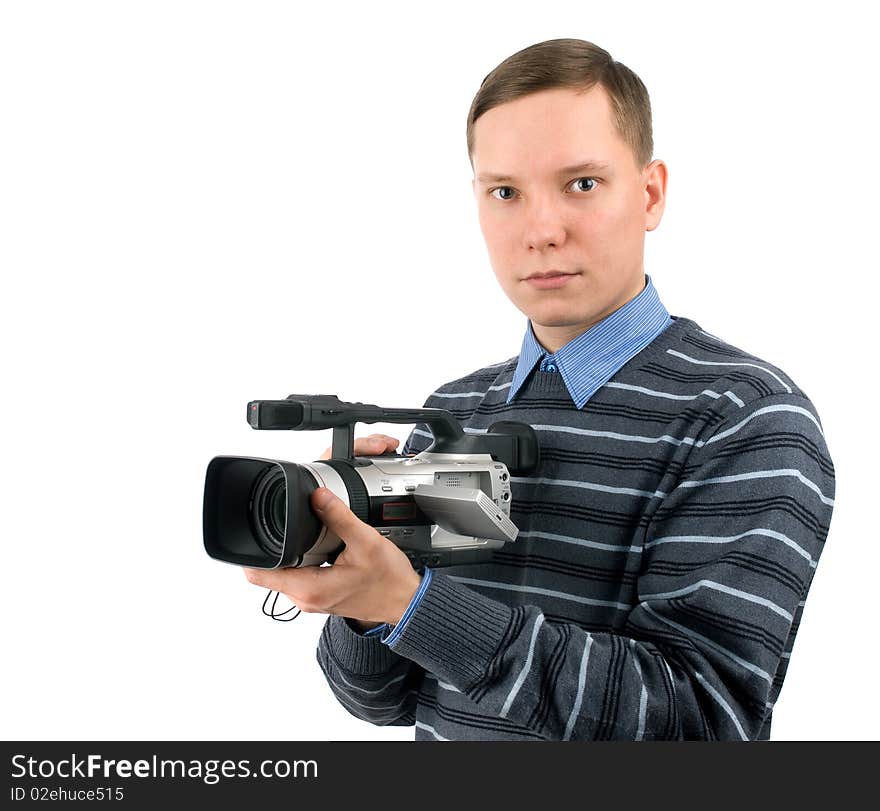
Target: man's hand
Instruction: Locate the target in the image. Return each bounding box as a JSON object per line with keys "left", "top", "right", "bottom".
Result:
{"left": 318, "top": 432, "right": 399, "bottom": 461}
{"left": 242, "top": 434, "right": 421, "bottom": 629}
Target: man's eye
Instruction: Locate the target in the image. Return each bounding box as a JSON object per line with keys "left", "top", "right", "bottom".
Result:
{"left": 568, "top": 177, "right": 597, "bottom": 193}
{"left": 489, "top": 186, "right": 516, "bottom": 201}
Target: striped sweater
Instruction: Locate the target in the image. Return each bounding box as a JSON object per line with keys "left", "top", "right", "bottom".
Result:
{"left": 316, "top": 315, "right": 835, "bottom": 740}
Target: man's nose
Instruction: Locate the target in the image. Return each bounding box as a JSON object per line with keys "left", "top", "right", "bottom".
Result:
{"left": 521, "top": 196, "right": 567, "bottom": 251}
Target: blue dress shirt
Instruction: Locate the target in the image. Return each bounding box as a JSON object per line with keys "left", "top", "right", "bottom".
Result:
{"left": 507, "top": 273, "right": 673, "bottom": 409}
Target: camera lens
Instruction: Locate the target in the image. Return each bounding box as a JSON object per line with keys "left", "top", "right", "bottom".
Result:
{"left": 249, "top": 465, "right": 288, "bottom": 558}
{"left": 204, "top": 456, "right": 325, "bottom": 568}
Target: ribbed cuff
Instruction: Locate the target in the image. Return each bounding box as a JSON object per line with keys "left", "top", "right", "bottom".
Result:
{"left": 321, "top": 615, "right": 403, "bottom": 676}
{"left": 386, "top": 570, "right": 513, "bottom": 691}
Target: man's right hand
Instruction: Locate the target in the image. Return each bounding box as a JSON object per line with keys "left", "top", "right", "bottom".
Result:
{"left": 319, "top": 433, "right": 400, "bottom": 461}
{"left": 319, "top": 433, "right": 401, "bottom": 633}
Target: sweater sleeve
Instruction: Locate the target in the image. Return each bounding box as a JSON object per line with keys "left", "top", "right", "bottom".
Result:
{"left": 384, "top": 392, "right": 836, "bottom": 739}
{"left": 315, "top": 615, "right": 425, "bottom": 727}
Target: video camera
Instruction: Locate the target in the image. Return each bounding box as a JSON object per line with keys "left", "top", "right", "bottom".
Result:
{"left": 203, "top": 394, "right": 540, "bottom": 569}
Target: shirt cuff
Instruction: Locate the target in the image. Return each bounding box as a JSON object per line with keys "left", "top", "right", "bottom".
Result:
{"left": 380, "top": 566, "right": 434, "bottom": 646}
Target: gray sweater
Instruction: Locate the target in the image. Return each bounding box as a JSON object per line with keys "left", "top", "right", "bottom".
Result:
{"left": 316, "top": 315, "right": 835, "bottom": 740}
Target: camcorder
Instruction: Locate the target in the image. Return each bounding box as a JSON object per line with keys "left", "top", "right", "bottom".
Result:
{"left": 203, "top": 394, "right": 540, "bottom": 570}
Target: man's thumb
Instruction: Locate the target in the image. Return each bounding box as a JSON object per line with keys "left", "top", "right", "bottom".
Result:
{"left": 311, "top": 488, "right": 371, "bottom": 542}
{"left": 312, "top": 488, "right": 336, "bottom": 511}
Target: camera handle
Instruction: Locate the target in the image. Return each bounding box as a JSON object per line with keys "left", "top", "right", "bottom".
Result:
{"left": 248, "top": 394, "right": 540, "bottom": 476}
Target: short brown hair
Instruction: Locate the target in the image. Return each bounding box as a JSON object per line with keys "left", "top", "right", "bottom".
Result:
{"left": 466, "top": 38, "right": 653, "bottom": 170}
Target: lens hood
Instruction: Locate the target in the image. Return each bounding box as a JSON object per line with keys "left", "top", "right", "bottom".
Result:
{"left": 203, "top": 456, "right": 322, "bottom": 568}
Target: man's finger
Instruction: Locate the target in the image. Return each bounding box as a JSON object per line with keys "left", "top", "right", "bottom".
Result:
{"left": 361, "top": 434, "right": 399, "bottom": 453}
{"left": 321, "top": 435, "right": 399, "bottom": 460}
{"left": 242, "top": 565, "right": 321, "bottom": 594}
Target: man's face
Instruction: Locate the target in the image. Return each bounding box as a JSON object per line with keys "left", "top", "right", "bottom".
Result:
{"left": 471, "top": 84, "right": 667, "bottom": 352}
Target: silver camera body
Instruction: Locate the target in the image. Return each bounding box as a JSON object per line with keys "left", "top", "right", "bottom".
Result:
{"left": 298, "top": 451, "right": 518, "bottom": 568}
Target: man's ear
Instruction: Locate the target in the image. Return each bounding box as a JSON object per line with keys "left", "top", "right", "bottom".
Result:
{"left": 644, "top": 159, "right": 667, "bottom": 232}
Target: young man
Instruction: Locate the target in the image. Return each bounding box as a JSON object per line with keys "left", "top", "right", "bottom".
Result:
{"left": 244, "top": 39, "right": 835, "bottom": 740}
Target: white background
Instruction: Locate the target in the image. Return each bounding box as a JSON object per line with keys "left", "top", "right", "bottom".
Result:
{"left": 1, "top": 1, "right": 876, "bottom": 741}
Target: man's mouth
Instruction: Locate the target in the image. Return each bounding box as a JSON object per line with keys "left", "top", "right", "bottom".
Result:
{"left": 525, "top": 270, "right": 576, "bottom": 280}
{"left": 524, "top": 271, "right": 579, "bottom": 290}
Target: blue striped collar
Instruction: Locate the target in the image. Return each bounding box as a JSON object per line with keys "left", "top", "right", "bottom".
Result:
{"left": 507, "top": 274, "right": 673, "bottom": 409}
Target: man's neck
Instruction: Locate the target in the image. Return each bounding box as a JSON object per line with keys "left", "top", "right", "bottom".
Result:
{"left": 532, "top": 276, "right": 647, "bottom": 354}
